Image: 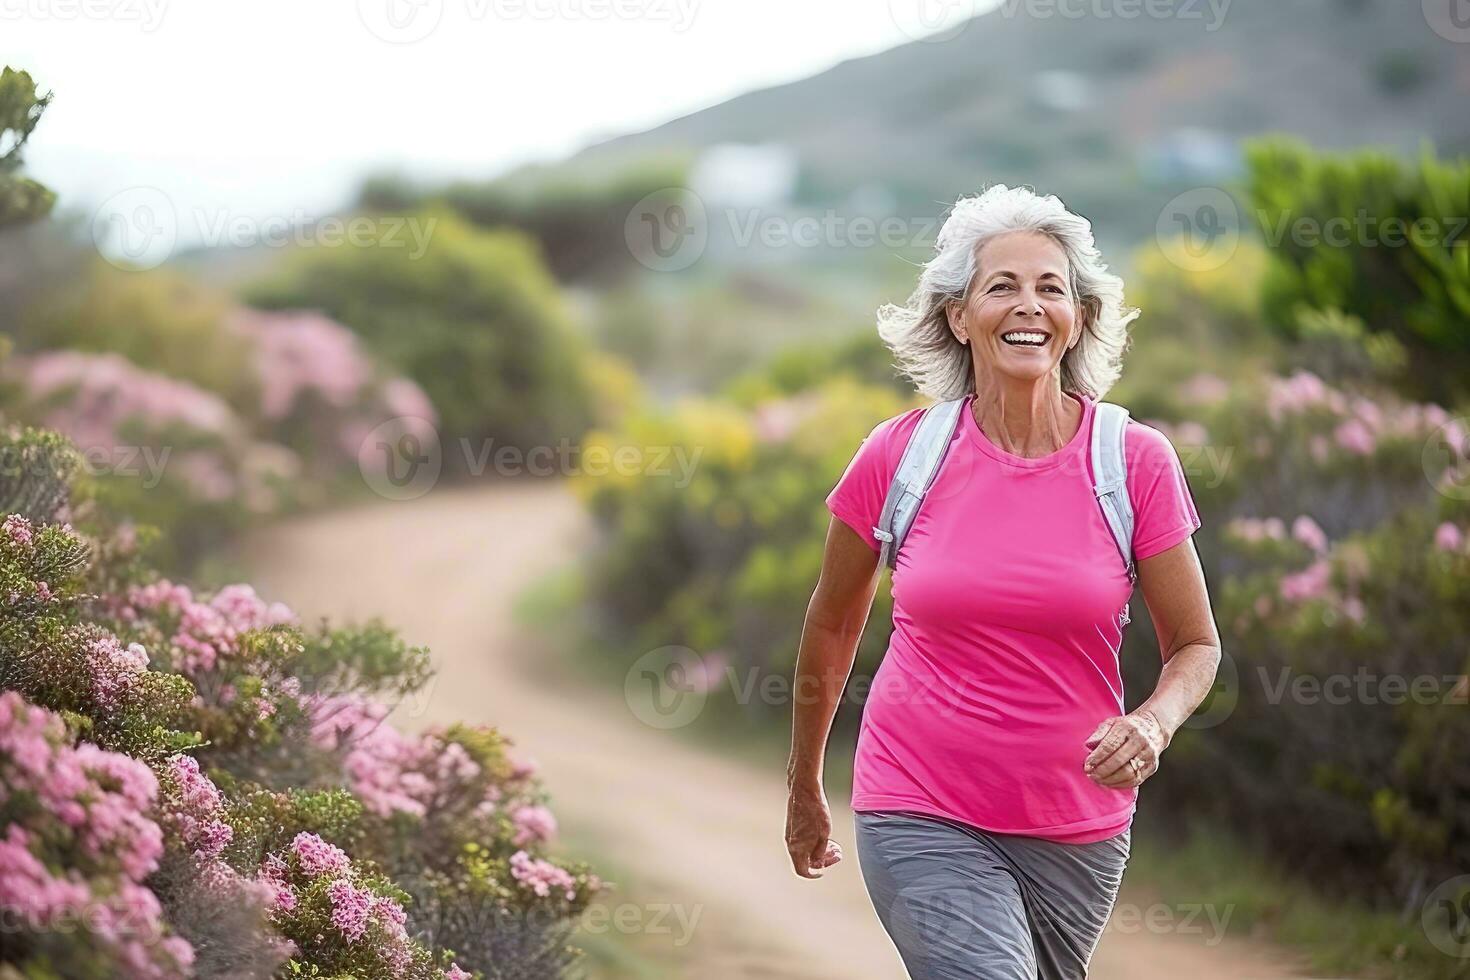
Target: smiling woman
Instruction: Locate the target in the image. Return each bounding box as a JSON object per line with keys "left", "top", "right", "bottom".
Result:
{"left": 785, "top": 185, "right": 1219, "bottom": 980}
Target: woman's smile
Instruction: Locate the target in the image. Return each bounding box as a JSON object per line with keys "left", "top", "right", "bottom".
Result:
{"left": 1000, "top": 329, "right": 1051, "bottom": 349}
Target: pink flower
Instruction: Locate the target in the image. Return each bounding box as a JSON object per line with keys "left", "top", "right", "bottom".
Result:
{"left": 2, "top": 514, "right": 35, "bottom": 546}
{"left": 1179, "top": 373, "right": 1229, "bottom": 406}
{"left": 509, "top": 850, "right": 578, "bottom": 901}
{"left": 227, "top": 309, "right": 373, "bottom": 421}
{"left": 306, "top": 694, "right": 436, "bottom": 818}
{"left": 327, "top": 878, "right": 373, "bottom": 943}
{"left": 1291, "top": 515, "right": 1329, "bottom": 555}
{"left": 1434, "top": 522, "right": 1465, "bottom": 553}
{"left": 1279, "top": 559, "right": 1331, "bottom": 603}
{"left": 168, "top": 755, "right": 222, "bottom": 812}
{"left": 86, "top": 633, "right": 152, "bottom": 710}
{"left": 1333, "top": 418, "right": 1376, "bottom": 455}
{"left": 261, "top": 876, "right": 297, "bottom": 913}
{"left": 0, "top": 693, "right": 188, "bottom": 978}
{"left": 1226, "top": 517, "right": 1286, "bottom": 544}
{"left": 512, "top": 805, "right": 558, "bottom": 846}
{"left": 1266, "top": 370, "right": 1327, "bottom": 420}
{"left": 9, "top": 350, "right": 241, "bottom": 453}
{"left": 445, "top": 965, "right": 473, "bottom": 980}
{"left": 193, "top": 821, "right": 233, "bottom": 861}
{"left": 382, "top": 376, "right": 437, "bottom": 425}
{"left": 120, "top": 579, "right": 295, "bottom": 678}
{"left": 289, "top": 833, "right": 351, "bottom": 878}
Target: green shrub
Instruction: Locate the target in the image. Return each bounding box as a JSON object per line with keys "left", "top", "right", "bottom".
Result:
{"left": 1243, "top": 137, "right": 1470, "bottom": 404}
{"left": 247, "top": 208, "right": 594, "bottom": 462}
{"left": 13, "top": 263, "right": 258, "bottom": 410}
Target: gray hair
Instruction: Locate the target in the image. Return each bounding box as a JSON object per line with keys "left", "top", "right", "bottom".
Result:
{"left": 876, "top": 184, "right": 1139, "bottom": 401}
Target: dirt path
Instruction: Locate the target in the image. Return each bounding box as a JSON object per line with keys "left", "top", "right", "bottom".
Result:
{"left": 237, "top": 479, "right": 1307, "bottom": 980}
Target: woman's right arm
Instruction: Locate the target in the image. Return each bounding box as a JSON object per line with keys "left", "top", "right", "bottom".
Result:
{"left": 784, "top": 514, "right": 882, "bottom": 879}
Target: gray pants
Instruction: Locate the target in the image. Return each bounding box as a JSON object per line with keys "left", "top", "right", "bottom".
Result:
{"left": 855, "top": 810, "right": 1129, "bottom": 980}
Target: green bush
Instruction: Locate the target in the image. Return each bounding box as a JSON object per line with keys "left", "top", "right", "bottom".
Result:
{"left": 1243, "top": 137, "right": 1470, "bottom": 404}
{"left": 1122, "top": 371, "right": 1470, "bottom": 917}
{"left": 13, "top": 262, "right": 258, "bottom": 410}
{"left": 359, "top": 155, "right": 691, "bottom": 283}
{"left": 247, "top": 207, "right": 594, "bottom": 463}
{"left": 568, "top": 377, "right": 911, "bottom": 732}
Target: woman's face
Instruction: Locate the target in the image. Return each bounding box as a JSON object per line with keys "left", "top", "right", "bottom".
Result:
{"left": 947, "top": 230, "right": 1080, "bottom": 388}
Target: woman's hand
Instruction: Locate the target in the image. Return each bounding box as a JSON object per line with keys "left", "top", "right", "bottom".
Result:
{"left": 1082, "top": 708, "right": 1170, "bottom": 790}
{"left": 785, "top": 783, "right": 843, "bottom": 879}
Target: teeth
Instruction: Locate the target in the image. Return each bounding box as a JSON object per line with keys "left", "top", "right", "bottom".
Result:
{"left": 1002, "top": 331, "right": 1048, "bottom": 345}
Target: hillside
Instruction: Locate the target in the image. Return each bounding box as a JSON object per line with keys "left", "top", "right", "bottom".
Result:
{"left": 544, "top": 0, "right": 1468, "bottom": 251}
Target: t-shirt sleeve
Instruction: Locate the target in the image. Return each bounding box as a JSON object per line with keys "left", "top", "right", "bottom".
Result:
{"left": 1126, "top": 423, "right": 1203, "bottom": 562}
{"left": 826, "top": 415, "right": 907, "bottom": 553}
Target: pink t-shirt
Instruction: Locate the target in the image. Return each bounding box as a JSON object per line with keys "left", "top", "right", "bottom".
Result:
{"left": 826, "top": 390, "right": 1202, "bottom": 843}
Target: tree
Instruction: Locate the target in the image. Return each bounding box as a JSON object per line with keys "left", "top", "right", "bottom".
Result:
{"left": 0, "top": 67, "right": 56, "bottom": 229}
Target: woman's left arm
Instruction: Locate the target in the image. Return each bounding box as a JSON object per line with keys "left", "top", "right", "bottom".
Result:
{"left": 1083, "top": 536, "right": 1222, "bottom": 789}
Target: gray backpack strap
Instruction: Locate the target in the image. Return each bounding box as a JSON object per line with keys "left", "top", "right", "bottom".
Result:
{"left": 873, "top": 398, "right": 966, "bottom": 570}
{"left": 1091, "top": 401, "right": 1136, "bottom": 623}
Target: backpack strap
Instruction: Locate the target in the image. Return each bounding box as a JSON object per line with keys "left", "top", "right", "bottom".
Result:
{"left": 1091, "top": 401, "right": 1136, "bottom": 624}
{"left": 873, "top": 398, "right": 966, "bottom": 570}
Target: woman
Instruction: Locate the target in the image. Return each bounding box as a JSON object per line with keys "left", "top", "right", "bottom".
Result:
{"left": 783, "top": 185, "right": 1221, "bottom": 980}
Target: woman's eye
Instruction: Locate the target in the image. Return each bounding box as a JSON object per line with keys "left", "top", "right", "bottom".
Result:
{"left": 989, "top": 282, "right": 1012, "bottom": 291}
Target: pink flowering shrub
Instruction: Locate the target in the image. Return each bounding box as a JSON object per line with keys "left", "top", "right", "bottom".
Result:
{"left": 0, "top": 691, "right": 194, "bottom": 979}
{"left": 3, "top": 349, "right": 265, "bottom": 571}
{"left": 250, "top": 830, "right": 438, "bottom": 977}
{"left": 303, "top": 704, "right": 603, "bottom": 975}
{"left": 151, "top": 755, "right": 293, "bottom": 977}
{"left": 225, "top": 308, "right": 439, "bottom": 484}
{"left": 9, "top": 350, "right": 242, "bottom": 454}
{"left": 1134, "top": 372, "right": 1470, "bottom": 903}
{"left": 0, "top": 423, "right": 603, "bottom": 979}
{"left": 4, "top": 307, "right": 439, "bottom": 578}
{"left": 0, "top": 512, "right": 197, "bottom": 759}
{"left": 104, "top": 577, "right": 306, "bottom": 758}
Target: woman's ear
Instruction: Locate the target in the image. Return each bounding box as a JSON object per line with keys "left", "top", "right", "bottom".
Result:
{"left": 945, "top": 300, "right": 969, "bottom": 346}
{"left": 1070, "top": 297, "right": 1098, "bottom": 350}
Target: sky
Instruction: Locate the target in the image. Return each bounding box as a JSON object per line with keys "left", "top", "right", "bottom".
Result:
{"left": 6, "top": 0, "right": 996, "bottom": 253}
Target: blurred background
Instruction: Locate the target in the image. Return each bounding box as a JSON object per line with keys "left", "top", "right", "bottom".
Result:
{"left": 2, "top": 0, "right": 1469, "bottom": 977}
